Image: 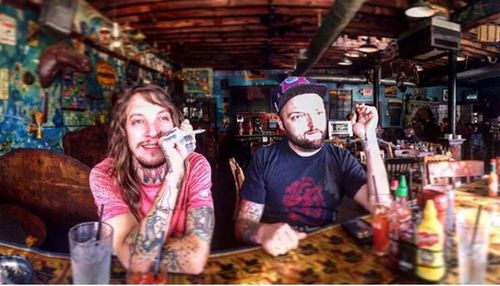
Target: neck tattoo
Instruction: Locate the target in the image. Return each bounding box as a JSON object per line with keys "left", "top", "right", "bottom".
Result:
{"left": 140, "top": 166, "right": 167, "bottom": 184}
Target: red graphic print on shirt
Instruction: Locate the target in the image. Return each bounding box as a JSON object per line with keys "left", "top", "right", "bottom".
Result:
{"left": 282, "top": 177, "right": 325, "bottom": 223}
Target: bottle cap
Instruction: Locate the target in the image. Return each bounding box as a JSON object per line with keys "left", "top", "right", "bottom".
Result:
{"left": 423, "top": 199, "right": 437, "bottom": 218}
{"left": 395, "top": 175, "right": 408, "bottom": 197}
{"left": 390, "top": 179, "right": 399, "bottom": 190}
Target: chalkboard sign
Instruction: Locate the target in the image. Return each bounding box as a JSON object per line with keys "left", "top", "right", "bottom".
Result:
{"left": 328, "top": 89, "right": 352, "bottom": 120}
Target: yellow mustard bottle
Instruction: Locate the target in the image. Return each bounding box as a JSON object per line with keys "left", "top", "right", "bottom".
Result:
{"left": 416, "top": 200, "right": 445, "bottom": 282}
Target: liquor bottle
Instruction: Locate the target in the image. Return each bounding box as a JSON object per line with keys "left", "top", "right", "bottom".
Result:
{"left": 488, "top": 159, "right": 498, "bottom": 197}
{"left": 388, "top": 175, "right": 412, "bottom": 268}
{"left": 416, "top": 200, "right": 445, "bottom": 283}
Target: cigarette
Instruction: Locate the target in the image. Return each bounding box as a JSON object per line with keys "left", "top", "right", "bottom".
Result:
{"left": 191, "top": 129, "right": 205, "bottom": 135}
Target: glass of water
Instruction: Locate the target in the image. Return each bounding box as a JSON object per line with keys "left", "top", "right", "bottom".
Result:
{"left": 68, "top": 221, "right": 113, "bottom": 284}
{"left": 456, "top": 207, "right": 491, "bottom": 284}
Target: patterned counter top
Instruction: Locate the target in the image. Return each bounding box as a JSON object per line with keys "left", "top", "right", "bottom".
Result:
{"left": 0, "top": 179, "right": 499, "bottom": 284}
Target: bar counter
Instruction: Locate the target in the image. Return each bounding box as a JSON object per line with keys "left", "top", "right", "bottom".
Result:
{"left": 0, "top": 180, "right": 499, "bottom": 284}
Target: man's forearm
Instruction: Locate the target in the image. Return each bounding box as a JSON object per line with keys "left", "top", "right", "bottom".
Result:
{"left": 129, "top": 177, "right": 182, "bottom": 260}
{"left": 236, "top": 218, "right": 263, "bottom": 244}
{"left": 363, "top": 133, "right": 391, "bottom": 205}
{"left": 160, "top": 206, "right": 214, "bottom": 274}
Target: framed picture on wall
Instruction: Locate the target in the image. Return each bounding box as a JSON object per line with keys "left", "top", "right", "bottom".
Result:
{"left": 182, "top": 67, "right": 213, "bottom": 95}
{"left": 384, "top": 85, "right": 397, "bottom": 98}
{"left": 328, "top": 120, "right": 353, "bottom": 139}
{"left": 328, "top": 89, "right": 352, "bottom": 120}
{"left": 442, "top": 89, "right": 448, "bottom": 102}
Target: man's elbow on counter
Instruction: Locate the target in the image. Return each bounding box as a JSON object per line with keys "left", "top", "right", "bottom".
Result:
{"left": 185, "top": 254, "right": 208, "bottom": 275}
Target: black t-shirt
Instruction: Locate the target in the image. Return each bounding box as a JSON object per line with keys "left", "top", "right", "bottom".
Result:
{"left": 240, "top": 139, "right": 367, "bottom": 229}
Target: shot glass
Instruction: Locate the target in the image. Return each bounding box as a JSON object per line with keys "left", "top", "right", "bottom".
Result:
{"left": 68, "top": 221, "right": 113, "bottom": 284}
{"left": 455, "top": 207, "right": 491, "bottom": 284}
{"left": 127, "top": 255, "right": 168, "bottom": 284}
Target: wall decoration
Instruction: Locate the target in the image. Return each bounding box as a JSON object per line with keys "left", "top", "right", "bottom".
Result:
{"left": 0, "top": 68, "right": 9, "bottom": 100}
{"left": 27, "top": 20, "right": 39, "bottom": 47}
{"left": 384, "top": 85, "right": 397, "bottom": 98}
{"left": 96, "top": 60, "right": 116, "bottom": 88}
{"left": 328, "top": 89, "right": 352, "bottom": 120}
{"left": 39, "top": 42, "right": 91, "bottom": 88}
{"left": 245, "top": 72, "right": 268, "bottom": 80}
{"left": 359, "top": 87, "right": 373, "bottom": 96}
{"left": 442, "top": 89, "right": 448, "bottom": 102}
{"left": 61, "top": 71, "right": 87, "bottom": 110}
{"left": 182, "top": 67, "right": 213, "bottom": 95}
{"left": 0, "top": 13, "right": 16, "bottom": 45}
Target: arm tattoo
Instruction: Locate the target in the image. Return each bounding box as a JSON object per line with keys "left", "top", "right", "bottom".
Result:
{"left": 128, "top": 228, "right": 140, "bottom": 257}
{"left": 187, "top": 206, "right": 215, "bottom": 243}
{"left": 156, "top": 185, "right": 174, "bottom": 215}
{"left": 237, "top": 201, "right": 264, "bottom": 243}
{"left": 139, "top": 215, "right": 166, "bottom": 252}
{"left": 161, "top": 245, "right": 183, "bottom": 272}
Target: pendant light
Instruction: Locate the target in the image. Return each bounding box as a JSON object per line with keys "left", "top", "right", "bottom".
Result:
{"left": 338, "top": 56, "right": 352, "bottom": 66}
{"left": 358, "top": 37, "right": 378, "bottom": 53}
{"left": 405, "top": 0, "right": 435, "bottom": 18}
{"left": 456, "top": 53, "right": 466, "bottom": 62}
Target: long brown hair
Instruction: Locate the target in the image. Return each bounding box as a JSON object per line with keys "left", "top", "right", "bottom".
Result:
{"left": 107, "top": 84, "right": 183, "bottom": 219}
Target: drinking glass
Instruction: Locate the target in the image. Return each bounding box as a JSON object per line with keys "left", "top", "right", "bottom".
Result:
{"left": 371, "top": 202, "right": 390, "bottom": 256}
{"left": 490, "top": 202, "right": 500, "bottom": 245}
{"left": 68, "top": 221, "right": 113, "bottom": 284}
{"left": 455, "top": 207, "right": 491, "bottom": 284}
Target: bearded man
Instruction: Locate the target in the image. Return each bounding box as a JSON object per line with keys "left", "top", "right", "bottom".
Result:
{"left": 235, "top": 76, "right": 391, "bottom": 256}
{"left": 90, "top": 84, "right": 214, "bottom": 274}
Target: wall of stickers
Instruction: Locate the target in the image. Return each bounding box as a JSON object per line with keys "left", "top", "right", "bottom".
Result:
{"left": 0, "top": 2, "right": 168, "bottom": 156}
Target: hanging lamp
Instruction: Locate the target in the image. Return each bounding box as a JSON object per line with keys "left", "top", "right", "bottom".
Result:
{"left": 405, "top": 0, "right": 435, "bottom": 18}
{"left": 358, "top": 37, "right": 378, "bottom": 53}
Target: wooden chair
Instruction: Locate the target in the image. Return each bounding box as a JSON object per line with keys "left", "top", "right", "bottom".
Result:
{"left": 385, "top": 158, "right": 418, "bottom": 179}
{"left": 422, "top": 154, "right": 452, "bottom": 185}
{"left": 385, "top": 143, "right": 394, "bottom": 159}
{"left": 0, "top": 148, "right": 99, "bottom": 252}
{"left": 385, "top": 157, "right": 420, "bottom": 199}
{"left": 427, "top": 160, "right": 484, "bottom": 187}
{"left": 229, "top": 157, "right": 245, "bottom": 220}
{"left": 63, "top": 124, "right": 109, "bottom": 167}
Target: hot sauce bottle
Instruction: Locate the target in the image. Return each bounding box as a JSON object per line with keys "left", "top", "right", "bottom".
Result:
{"left": 416, "top": 200, "right": 445, "bottom": 283}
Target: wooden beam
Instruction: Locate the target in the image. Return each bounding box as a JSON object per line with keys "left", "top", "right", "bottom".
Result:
{"left": 293, "top": 0, "right": 367, "bottom": 75}
{"left": 451, "top": 0, "right": 500, "bottom": 28}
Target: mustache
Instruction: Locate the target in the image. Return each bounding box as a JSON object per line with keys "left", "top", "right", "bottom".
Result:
{"left": 136, "top": 140, "right": 160, "bottom": 148}
{"left": 305, "top": 128, "right": 324, "bottom": 135}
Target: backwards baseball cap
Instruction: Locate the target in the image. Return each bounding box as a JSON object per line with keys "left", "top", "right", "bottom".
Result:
{"left": 272, "top": 76, "right": 328, "bottom": 113}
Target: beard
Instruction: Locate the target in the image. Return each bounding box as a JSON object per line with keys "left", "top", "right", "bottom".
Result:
{"left": 137, "top": 157, "right": 166, "bottom": 169}
{"left": 134, "top": 148, "right": 166, "bottom": 169}
{"left": 286, "top": 129, "right": 325, "bottom": 151}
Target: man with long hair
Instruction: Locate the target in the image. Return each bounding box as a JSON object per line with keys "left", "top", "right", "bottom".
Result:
{"left": 235, "top": 76, "right": 391, "bottom": 256}
{"left": 90, "top": 84, "right": 214, "bottom": 274}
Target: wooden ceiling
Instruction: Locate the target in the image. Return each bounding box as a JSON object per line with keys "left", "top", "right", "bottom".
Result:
{"left": 86, "top": 0, "right": 499, "bottom": 81}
